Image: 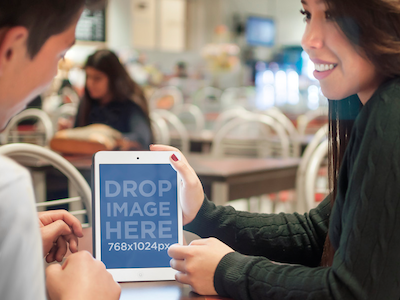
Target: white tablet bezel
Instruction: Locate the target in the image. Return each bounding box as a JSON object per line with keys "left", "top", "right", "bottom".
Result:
{"left": 92, "top": 151, "right": 183, "bottom": 282}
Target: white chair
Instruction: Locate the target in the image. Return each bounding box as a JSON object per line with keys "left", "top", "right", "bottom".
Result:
{"left": 0, "top": 108, "right": 54, "bottom": 146}
{"left": 192, "top": 86, "right": 222, "bottom": 105}
{"left": 297, "top": 106, "right": 329, "bottom": 137}
{"left": 295, "top": 124, "right": 329, "bottom": 213}
{"left": 51, "top": 103, "right": 78, "bottom": 132}
{"left": 211, "top": 113, "right": 290, "bottom": 159}
{"left": 304, "top": 139, "right": 329, "bottom": 212}
{"left": 149, "top": 86, "right": 184, "bottom": 111}
{"left": 151, "top": 110, "right": 190, "bottom": 153}
{"left": 263, "top": 107, "right": 301, "bottom": 157}
{"left": 59, "top": 86, "right": 80, "bottom": 105}
{"left": 213, "top": 106, "right": 251, "bottom": 133}
{"left": 0, "top": 143, "right": 92, "bottom": 227}
{"left": 150, "top": 114, "right": 171, "bottom": 145}
{"left": 191, "top": 87, "right": 224, "bottom": 130}
{"left": 220, "top": 86, "right": 257, "bottom": 110}
{"left": 172, "top": 103, "right": 205, "bottom": 134}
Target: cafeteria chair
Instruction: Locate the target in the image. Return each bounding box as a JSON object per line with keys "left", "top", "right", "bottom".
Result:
{"left": 0, "top": 143, "right": 92, "bottom": 227}
{"left": 151, "top": 109, "right": 190, "bottom": 153}
{"left": 192, "top": 86, "right": 222, "bottom": 104}
{"left": 303, "top": 139, "right": 329, "bottom": 212}
{"left": 191, "top": 86, "right": 223, "bottom": 130}
{"left": 149, "top": 85, "right": 184, "bottom": 111}
{"left": 297, "top": 106, "right": 329, "bottom": 137}
{"left": 263, "top": 107, "right": 301, "bottom": 157}
{"left": 172, "top": 103, "right": 205, "bottom": 134}
{"left": 295, "top": 124, "right": 329, "bottom": 213}
{"left": 59, "top": 86, "right": 80, "bottom": 105}
{"left": 51, "top": 103, "right": 78, "bottom": 131}
{"left": 211, "top": 112, "right": 290, "bottom": 159}
{"left": 0, "top": 108, "right": 54, "bottom": 146}
{"left": 220, "top": 86, "right": 257, "bottom": 111}
{"left": 150, "top": 114, "right": 171, "bottom": 145}
{"left": 213, "top": 106, "right": 251, "bottom": 133}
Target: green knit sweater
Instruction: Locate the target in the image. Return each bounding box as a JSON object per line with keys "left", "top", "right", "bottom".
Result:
{"left": 184, "top": 78, "right": 400, "bottom": 300}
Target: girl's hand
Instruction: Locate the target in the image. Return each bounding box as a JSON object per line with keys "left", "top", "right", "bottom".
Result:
{"left": 168, "top": 238, "right": 234, "bottom": 295}
{"left": 150, "top": 144, "right": 204, "bottom": 225}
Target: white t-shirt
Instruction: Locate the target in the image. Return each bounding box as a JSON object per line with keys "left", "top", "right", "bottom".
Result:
{"left": 0, "top": 155, "right": 45, "bottom": 300}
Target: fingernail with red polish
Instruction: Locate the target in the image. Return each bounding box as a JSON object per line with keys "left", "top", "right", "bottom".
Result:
{"left": 171, "top": 154, "right": 178, "bottom": 162}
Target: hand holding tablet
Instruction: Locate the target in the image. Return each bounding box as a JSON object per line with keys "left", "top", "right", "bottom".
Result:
{"left": 150, "top": 144, "right": 205, "bottom": 225}
{"left": 92, "top": 151, "right": 184, "bottom": 282}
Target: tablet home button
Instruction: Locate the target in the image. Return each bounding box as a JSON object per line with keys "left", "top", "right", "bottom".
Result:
{"left": 138, "top": 273, "right": 143, "bottom": 277}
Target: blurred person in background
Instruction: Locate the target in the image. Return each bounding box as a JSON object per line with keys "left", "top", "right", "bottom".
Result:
{"left": 74, "top": 49, "right": 153, "bottom": 150}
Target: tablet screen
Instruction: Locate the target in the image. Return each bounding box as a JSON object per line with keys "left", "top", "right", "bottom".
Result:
{"left": 99, "top": 163, "right": 178, "bottom": 269}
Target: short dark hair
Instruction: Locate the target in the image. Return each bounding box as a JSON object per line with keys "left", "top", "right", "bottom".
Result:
{"left": 0, "top": 0, "right": 105, "bottom": 58}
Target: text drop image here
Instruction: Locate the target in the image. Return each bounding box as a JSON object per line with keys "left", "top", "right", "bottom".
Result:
{"left": 100, "top": 164, "right": 179, "bottom": 269}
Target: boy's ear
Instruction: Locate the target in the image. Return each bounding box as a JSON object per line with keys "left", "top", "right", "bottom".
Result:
{"left": 0, "top": 26, "right": 29, "bottom": 76}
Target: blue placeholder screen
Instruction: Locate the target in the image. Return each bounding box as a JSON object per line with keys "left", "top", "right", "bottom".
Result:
{"left": 99, "top": 164, "right": 178, "bottom": 269}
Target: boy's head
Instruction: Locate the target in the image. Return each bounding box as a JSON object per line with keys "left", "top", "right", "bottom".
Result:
{"left": 0, "top": 0, "right": 103, "bottom": 129}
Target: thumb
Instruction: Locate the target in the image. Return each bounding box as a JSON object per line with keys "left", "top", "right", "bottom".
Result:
{"left": 45, "top": 263, "right": 64, "bottom": 299}
{"left": 45, "top": 262, "right": 62, "bottom": 281}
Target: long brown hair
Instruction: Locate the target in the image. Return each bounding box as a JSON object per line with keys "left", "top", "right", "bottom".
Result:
{"left": 321, "top": 96, "right": 361, "bottom": 266}
{"left": 319, "top": 0, "right": 400, "bottom": 266}
{"left": 76, "top": 49, "right": 153, "bottom": 138}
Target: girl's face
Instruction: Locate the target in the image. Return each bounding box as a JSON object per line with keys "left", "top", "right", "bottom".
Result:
{"left": 85, "top": 67, "right": 111, "bottom": 101}
{"left": 300, "top": 0, "right": 383, "bottom": 104}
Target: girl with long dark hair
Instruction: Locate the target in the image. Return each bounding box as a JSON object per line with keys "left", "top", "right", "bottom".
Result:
{"left": 152, "top": 0, "right": 400, "bottom": 298}
{"left": 75, "top": 49, "right": 153, "bottom": 150}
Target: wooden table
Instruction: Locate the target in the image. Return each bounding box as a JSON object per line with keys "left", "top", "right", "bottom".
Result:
{"left": 72, "top": 228, "right": 230, "bottom": 300}
{"left": 187, "top": 155, "right": 300, "bottom": 206}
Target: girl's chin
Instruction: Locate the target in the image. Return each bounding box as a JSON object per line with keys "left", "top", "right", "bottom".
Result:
{"left": 320, "top": 87, "right": 350, "bottom": 101}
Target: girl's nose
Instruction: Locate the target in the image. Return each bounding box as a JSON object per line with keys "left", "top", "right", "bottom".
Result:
{"left": 301, "top": 21, "right": 324, "bottom": 51}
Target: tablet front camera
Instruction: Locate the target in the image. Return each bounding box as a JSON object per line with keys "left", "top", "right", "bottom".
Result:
{"left": 137, "top": 157, "right": 139, "bottom": 160}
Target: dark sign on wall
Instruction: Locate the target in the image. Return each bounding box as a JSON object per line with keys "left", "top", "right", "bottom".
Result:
{"left": 76, "top": 8, "right": 106, "bottom": 42}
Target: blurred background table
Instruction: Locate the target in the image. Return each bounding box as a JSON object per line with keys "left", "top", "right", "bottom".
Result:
{"left": 186, "top": 154, "right": 300, "bottom": 205}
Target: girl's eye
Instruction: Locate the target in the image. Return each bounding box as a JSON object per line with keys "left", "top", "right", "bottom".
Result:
{"left": 300, "top": 9, "right": 311, "bottom": 23}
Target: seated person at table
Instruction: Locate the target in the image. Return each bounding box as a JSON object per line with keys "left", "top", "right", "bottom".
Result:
{"left": 0, "top": 0, "right": 120, "bottom": 299}
{"left": 74, "top": 49, "right": 153, "bottom": 150}
{"left": 152, "top": 0, "right": 400, "bottom": 298}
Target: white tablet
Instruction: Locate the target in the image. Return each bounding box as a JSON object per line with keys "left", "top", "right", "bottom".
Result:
{"left": 92, "top": 151, "right": 183, "bottom": 282}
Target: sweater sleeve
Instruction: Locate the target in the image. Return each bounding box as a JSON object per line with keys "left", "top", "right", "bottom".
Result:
{"left": 184, "top": 195, "right": 331, "bottom": 267}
